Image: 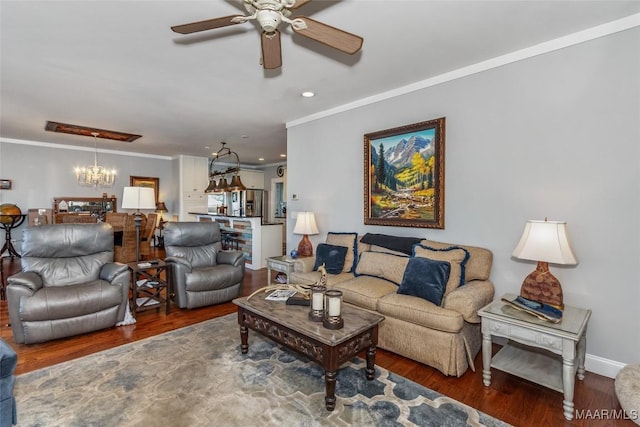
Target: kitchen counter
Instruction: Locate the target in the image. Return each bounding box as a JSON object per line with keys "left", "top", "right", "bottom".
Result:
{"left": 189, "top": 213, "right": 283, "bottom": 270}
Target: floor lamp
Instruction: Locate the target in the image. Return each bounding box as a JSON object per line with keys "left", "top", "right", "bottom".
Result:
{"left": 122, "top": 186, "right": 156, "bottom": 262}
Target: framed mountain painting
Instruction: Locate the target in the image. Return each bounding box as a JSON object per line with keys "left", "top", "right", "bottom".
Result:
{"left": 364, "top": 117, "right": 445, "bottom": 229}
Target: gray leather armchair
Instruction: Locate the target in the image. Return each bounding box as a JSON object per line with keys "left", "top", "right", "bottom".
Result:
{"left": 7, "top": 224, "right": 130, "bottom": 344}
{"left": 164, "top": 222, "right": 244, "bottom": 309}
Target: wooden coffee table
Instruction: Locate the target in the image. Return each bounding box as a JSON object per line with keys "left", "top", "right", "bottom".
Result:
{"left": 233, "top": 295, "right": 385, "bottom": 411}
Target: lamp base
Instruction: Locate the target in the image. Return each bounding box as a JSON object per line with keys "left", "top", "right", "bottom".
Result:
{"left": 297, "top": 234, "right": 313, "bottom": 257}
{"left": 520, "top": 261, "right": 564, "bottom": 310}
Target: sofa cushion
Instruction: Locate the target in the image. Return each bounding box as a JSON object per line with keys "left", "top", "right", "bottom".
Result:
{"left": 420, "top": 239, "right": 493, "bottom": 282}
{"left": 354, "top": 251, "right": 409, "bottom": 285}
{"left": 313, "top": 243, "right": 348, "bottom": 274}
{"left": 333, "top": 276, "right": 397, "bottom": 311}
{"left": 413, "top": 244, "right": 469, "bottom": 295}
{"left": 397, "top": 257, "right": 451, "bottom": 306}
{"left": 377, "top": 293, "right": 464, "bottom": 333}
{"left": 326, "top": 232, "right": 358, "bottom": 273}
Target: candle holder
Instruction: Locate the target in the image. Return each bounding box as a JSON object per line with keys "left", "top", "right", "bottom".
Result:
{"left": 323, "top": 289, "right": 344, "bottom": 330}
{"left": 308, "top": 284, "right": 326, "bottom": 322}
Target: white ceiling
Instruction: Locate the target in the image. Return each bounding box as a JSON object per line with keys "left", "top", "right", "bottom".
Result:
{"left": 1, "top": 0, "right": 639, "bottom": 165}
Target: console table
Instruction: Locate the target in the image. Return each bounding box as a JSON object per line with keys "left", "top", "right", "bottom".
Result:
{"left": 478, "top": 294, "right": 591, "bottom": 420}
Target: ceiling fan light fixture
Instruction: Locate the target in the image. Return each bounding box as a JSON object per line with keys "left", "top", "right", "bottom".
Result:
{"left": 171, "top": 0, "right": 363, "bottom": 69}
{"left": 257, "top": 10, "right": 282, "bottom": 33}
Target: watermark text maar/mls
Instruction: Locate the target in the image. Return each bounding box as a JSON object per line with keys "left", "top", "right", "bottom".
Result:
{"left": 575, "top": 409, "right": 638, "bottom": 421}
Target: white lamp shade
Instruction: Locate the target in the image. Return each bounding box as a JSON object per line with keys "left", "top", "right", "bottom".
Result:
{"left": 121, "top": 186, "right": 156, "bottom": 210}
{"left": 293, "top": 212, "right": 319, "bottom": 235}
{"left": 512, "top": 220, "right": 577, "bottom": 265}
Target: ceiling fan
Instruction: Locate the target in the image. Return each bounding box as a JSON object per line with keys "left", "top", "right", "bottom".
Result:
{"left": 171, "top": 0, "right": 363, "bottom": 69}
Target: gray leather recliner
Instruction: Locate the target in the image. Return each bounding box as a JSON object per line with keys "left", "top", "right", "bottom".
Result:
{"left": 164, "top": 222, "right": 244, "bottom": 309}
{"left": 7, "top": 223, "right": 130, "bottom": 344}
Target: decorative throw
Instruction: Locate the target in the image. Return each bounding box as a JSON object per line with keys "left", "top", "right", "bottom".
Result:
{"left": 360, "top": 233, "right": 423, "bottom": 255}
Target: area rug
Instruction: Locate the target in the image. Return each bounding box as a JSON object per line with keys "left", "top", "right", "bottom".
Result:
{"left": 14, "top": 314, "right": 510, "bottom": 427}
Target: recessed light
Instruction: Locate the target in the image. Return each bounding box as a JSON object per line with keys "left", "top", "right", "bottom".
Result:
{"left": 280, "top": 154, "right": 287, "bottom": 158}
{"left": 258, "top": 157, "right": 264, "bottom": 161}
{"left": 301, "top": 91, "right": 315, "bottom": 98}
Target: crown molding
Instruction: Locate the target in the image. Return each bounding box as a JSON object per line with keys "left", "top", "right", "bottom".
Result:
{"left": 287, "top": 13, "right": 640, "bottom": 129}
{"left": 0, "top": 137, "right": 172, "bottom": 160}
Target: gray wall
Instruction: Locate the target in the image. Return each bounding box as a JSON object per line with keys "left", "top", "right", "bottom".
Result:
{"left": 0, "top": 141, "right": 174, "bottom": 236}
{"left": 286, "top": 28, "right": 640, "bottom": 377}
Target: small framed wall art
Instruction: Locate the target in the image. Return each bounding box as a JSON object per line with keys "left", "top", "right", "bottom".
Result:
{"left": 364, "top": 117, "right": 445, "bottom": 229}
{"left": 0, "top": 179, "right": 12, "bottom": 190}
{"left": 130, "top": 176, "right": 159, "bottom": 203}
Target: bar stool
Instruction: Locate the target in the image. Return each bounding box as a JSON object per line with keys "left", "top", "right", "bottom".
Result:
{"left": 220, "top": 231, "right": 239, "bottom": 251}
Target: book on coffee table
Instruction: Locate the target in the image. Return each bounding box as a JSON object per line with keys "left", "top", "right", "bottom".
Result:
{"left": 265, "top": 290, "right": 297, "bottom": 301}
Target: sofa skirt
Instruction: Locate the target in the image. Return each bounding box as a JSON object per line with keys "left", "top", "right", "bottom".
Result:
{"left": 378, "top": 315, "right": 481, "bottom": 377}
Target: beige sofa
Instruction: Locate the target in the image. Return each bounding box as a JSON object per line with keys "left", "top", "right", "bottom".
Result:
{"left": 290, "top": 234, "right": 494, "bottom": 377}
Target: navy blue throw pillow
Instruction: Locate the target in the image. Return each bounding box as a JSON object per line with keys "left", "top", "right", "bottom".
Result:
{"left": 313, "top": 243, "right": 348, "bottom": 274}
{"left": 397, "top": 257, "right": 451, "bottom": 306}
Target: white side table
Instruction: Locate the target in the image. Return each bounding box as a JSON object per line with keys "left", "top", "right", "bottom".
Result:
{"left": 478, "top": 293, "right": 591, "bottom": 421}
{"left": 266, "top": 255, "right": 296, "bottom": 286}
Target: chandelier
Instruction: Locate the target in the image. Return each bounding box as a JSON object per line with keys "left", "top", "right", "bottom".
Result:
{"left": 205, "top": 142, "right": 246, "bottom": 193}
{"left": 75, "top": 132, "right": 116, "bottom": 187}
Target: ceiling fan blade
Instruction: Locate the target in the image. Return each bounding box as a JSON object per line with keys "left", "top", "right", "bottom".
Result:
{"left": 290, "top": 0, "right": 312, "bottom": 9}
{"left": 261, "top": 31, "right": 282, "bottom": 69}
{"left": 171, "top": 15, "right": 244, "bottom": 34}
{"left": 292, "top": 16, "right": 363, "bottom": 54}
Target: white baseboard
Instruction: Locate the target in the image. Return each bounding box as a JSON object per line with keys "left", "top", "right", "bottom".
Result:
{"left": 585, "top": 354, "right": 626, "bottom": 379}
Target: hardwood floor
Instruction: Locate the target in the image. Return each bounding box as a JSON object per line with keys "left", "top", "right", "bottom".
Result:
{"left": 0, "top": 254, "right": 633, "bottom": 426}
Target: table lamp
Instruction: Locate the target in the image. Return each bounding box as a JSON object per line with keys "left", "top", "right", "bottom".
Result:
{"left": 293, "top": 211, "right": 319, "bottom": 257}
{"left": 512, "top": 219, "right": 577, "bottom": 310}
{"left": 122, "top": 186, "right": 156, "bottom": 262}
{"left": 156, "top": 201, "right": 168, "bottom": 222}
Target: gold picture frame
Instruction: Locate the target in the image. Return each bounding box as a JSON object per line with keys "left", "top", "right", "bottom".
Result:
{"left": 364, "top": 117, "right": 445, "bottom": 229}
{"left": 130, "top": 176, "right": 159, "bottom": 203}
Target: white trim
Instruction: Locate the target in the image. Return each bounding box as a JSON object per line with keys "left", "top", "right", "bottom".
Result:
{"left": 287, "top": 13, "right": 640, "bottom": 129}
{"left": 586, "top": 353, "right": 627, "bottom": 379}
{"left": 0, "top": 137, "right": 172, "bottom": 160}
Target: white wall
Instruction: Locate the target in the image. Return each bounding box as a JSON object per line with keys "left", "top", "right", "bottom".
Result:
{"left": 0, "top": 140, "right": 174, "bottom": 233}
{"left": 286, "top": 28, "right": 640, "bottom": 376}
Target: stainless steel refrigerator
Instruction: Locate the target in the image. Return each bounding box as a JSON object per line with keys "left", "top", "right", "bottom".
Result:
{"left": 230, "top": 190, "right": 265, "bottom": 218}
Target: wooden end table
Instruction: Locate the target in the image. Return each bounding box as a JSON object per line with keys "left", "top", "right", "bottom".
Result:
{"left": 266, "top": 255, "right": 296, "bottom": 285}
{"left": 127, "top": 260, "right": 173, "bottom": 316}
{"left": 233, "top": 295, "right": 384, "bottom": 411}
{"left": 478, "top": 293, "right": 591, "bottom": 420}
